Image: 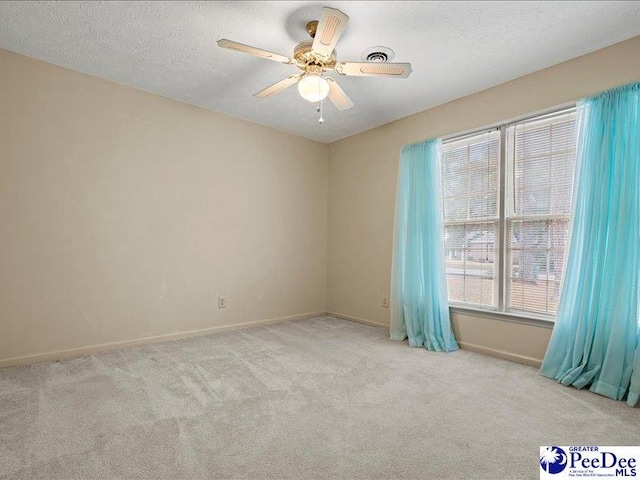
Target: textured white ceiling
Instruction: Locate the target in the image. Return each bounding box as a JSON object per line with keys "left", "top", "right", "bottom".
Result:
{"left": 1, "top": 1, "right": 639, "bottom": 143}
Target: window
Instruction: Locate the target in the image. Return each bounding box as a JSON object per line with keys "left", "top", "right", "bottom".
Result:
{"left": 441, "top": 108, "right": 577, "bottom": 319}
{"left": 442, "top": 131, "right": 500, "bottom": 308}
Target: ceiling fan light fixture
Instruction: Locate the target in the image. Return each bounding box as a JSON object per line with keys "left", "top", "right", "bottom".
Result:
{"left": 218, "top": 6, "right": 412, "bottom": 113}
{"left": 298, "top": 73, "right": 330, "bottom": 102}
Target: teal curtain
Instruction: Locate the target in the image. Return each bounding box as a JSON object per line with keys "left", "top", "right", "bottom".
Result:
{"left": 540, "top": 82, "right": 640, "bottom": 407}
{"left": 390, "top": 139, "right": 458, "bottom": 352}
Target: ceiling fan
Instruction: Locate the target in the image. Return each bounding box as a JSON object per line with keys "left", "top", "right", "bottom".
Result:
{"left": 217, "top": 6, "right": 412, "bottom": 112}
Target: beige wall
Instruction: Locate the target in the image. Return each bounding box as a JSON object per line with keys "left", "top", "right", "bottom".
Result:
{"left": 327, "top": 36, "right": 640, "bottom": 366}
{"left": 0, "top": 49, "right": 328, "bottom": 364}
{"left": 3, "top": 36, "right": 640, "bottom": 368}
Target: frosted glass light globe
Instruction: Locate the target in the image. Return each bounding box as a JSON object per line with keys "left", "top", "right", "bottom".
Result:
{"left": 298, "top": 74, "right": 329, "bottom": 102}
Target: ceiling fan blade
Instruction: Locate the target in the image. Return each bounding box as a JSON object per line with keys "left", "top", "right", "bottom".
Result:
{"left": 326, "top": 78, "right": 354, "bottom": 111}
{"left": 311, "top": 7, "right": 349, "bottom": 59}
{"left": 217, "top": 39, "right": 292, "bottom": 64}
{"left": 254, "top": 75, "right": 301, "bottom": 99}
{"left": 335, "top": 62, "right": 412, "bottom": 78}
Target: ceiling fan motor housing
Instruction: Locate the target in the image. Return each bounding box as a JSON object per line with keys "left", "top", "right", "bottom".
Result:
{"left": 294, "top": 40, "right": 336, "bottom": 70}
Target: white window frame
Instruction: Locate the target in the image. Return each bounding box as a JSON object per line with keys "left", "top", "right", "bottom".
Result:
{"left": 441, "top": 105, "right": 577, "bottom": 323}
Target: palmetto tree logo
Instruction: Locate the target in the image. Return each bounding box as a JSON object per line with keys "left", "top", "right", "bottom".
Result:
{"left": 540, "top": 446, "right": 568, "bottom": 474}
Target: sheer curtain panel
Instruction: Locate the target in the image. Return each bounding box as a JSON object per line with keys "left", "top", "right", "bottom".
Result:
{"left": 390, "top": 139, "right": 458, "bottom": 352}
{"left": 540, "top": 82, "right": 640, "bottom": 407}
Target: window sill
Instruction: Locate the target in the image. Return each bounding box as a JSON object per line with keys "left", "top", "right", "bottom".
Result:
{"left": 449, "top": 305, "right": 555, "bottom": 329}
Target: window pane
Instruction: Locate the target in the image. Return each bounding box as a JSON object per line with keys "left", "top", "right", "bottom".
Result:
{"left": 444, "top": 222, "right": 498, "bottom": 307}
{"left": 442, "top": 131, "right": 500, "bottom": 222}
{"left": 507, "top": 111, "right": 576, "bottom": 218}
{"left": 507, "top": 220, "right": 560, "bottom": 314}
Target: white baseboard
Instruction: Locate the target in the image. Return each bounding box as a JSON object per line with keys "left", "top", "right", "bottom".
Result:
{"left": 326, "top": 311, "right": 389, "bottom": 329}
{"left": 326, "top": 311, "right": 542, "bottom": 368}
{"left": 0, "top": 311, "right": 543, "bottom": 369}
{"left": 0, "top": 310, "right": 326, "bottom": 368}
{"left": 457, "top": 341, "right": 542, "bottom": 368}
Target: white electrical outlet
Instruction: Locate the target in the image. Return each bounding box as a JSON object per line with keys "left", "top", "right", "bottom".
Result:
{"left": 218, "top": 296, "right": 227, "bottom": 309}
{"left": 382, "top": 296, "right": 389, "bottom": 308}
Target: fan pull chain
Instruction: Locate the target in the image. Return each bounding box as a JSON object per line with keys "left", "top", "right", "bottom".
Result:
{"left": 317, "top": 75, "right": 324, "bottom": 124}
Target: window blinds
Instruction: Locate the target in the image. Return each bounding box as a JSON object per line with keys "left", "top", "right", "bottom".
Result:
{"left": 505, "top": 111, "right": 577, "bottom": 315}
{"left": 442, "top": 130, "right": 501, "bottom": 308}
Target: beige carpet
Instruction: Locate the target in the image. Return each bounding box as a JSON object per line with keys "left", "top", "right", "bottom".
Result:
{"left": 1, "top": 316, "right": 638, "bottom": 479}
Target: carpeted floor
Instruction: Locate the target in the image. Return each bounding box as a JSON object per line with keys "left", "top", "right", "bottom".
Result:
{"left": 0, "top": 316, "right": 638, "bottom": 479}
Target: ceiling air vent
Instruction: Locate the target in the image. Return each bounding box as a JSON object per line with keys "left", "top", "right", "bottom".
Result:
{"left": 366, "top": 52, "right": 388, "bottom": 62}
{"left": 362, "top": 46, "right": 395, "bottom": 63}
